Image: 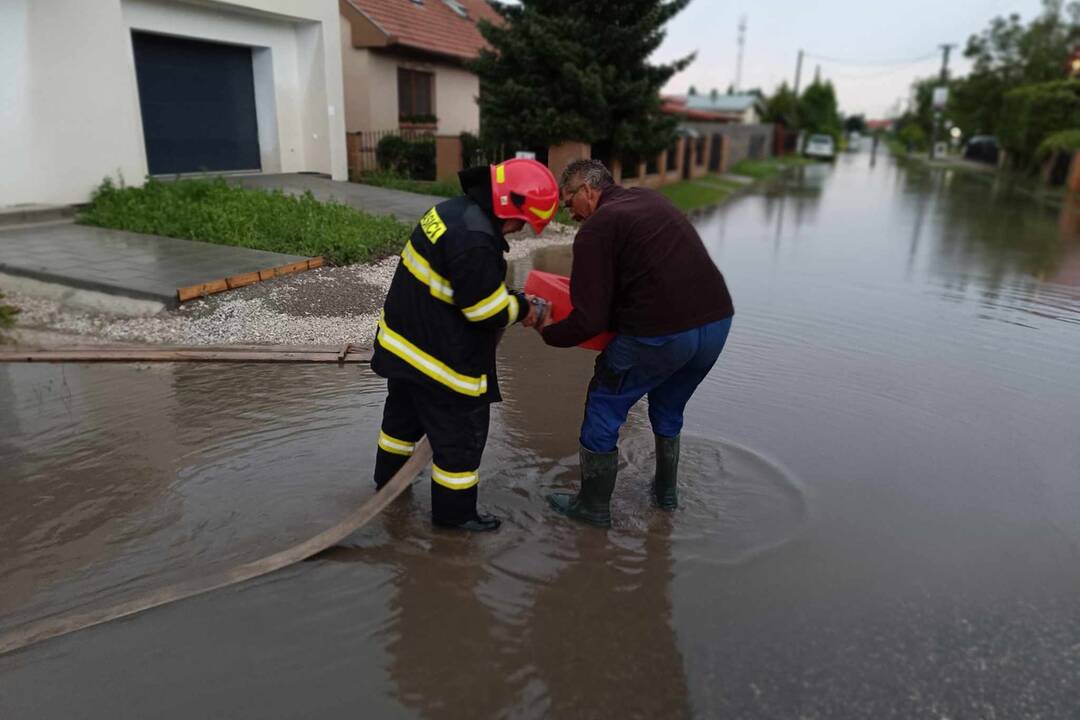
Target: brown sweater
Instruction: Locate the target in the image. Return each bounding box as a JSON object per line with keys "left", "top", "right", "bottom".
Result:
{"left": 541, "top": 185, "right": 734, "bottom": 348}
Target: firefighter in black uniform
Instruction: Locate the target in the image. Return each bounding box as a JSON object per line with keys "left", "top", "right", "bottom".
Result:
{"left": 371, "top": 158, "right": 560, "bottom": 532}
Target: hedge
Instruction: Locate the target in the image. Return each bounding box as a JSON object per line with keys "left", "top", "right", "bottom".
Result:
{"left": 999, "top": 80, "right": 1080, "bottom": 169}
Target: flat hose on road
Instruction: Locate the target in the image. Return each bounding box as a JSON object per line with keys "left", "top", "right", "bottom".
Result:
{"left": 0, "top": 438, "right": 433, "bottom": 657}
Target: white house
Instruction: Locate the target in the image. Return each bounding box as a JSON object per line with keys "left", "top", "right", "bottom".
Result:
{"left": 0, "top": 0, "right": 348, "bottom": 207}
{"left": 685, "top": 91, "right": 762, "bottom": 125}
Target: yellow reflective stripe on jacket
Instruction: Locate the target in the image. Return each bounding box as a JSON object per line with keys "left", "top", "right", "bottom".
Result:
{"left": 419, "top": 207, "right": 447, "bottom": 243}
{"left": 506, "top": 293, "right": 520, "bottom": 325}
{"left": 432, "top": 464, "right": 479, "bottom": 490}
{"left": 462, "top": 283, "right": 511, "bottom": 322}
{"left": 377, "top": 313, "right": 488, "bottom": 397}
{"left": 378, "top": 431, "right": 416, "bottom": 456}
{"left": 401, "top": 241, "right": 454, "bottom": 304}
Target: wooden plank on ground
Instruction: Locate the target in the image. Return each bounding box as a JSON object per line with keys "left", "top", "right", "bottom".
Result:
{"left": 177, "top": 279, "right": 229, "bottom": 303}
{"left": 176, "top": 256, "right": 325, "bottom": 304}
{"left": 0, "top": 346, "right": 372, "bottom": 364}
{"left": 225, "top": 271, "right": 261, "bottom": 289}
{"left": 4, "top": 344, "right": 362, "bottom": 354}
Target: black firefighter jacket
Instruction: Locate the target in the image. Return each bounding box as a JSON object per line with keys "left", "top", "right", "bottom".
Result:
{"left": 371, "top": 195, "right": 527, "bottom": 404}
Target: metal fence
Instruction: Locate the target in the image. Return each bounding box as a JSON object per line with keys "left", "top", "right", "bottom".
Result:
{"left": 346, "top": 128, "right": 435, "bottom": 175}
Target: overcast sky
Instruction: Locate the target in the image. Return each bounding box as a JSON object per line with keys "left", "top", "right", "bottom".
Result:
{"left": 652, "top": 0, "right": 1047, "bottom": 118}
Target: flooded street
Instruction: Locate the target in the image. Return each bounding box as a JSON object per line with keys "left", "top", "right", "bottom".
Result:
{"left": 3, "top": 151, "right": 1080, "bottom": 718}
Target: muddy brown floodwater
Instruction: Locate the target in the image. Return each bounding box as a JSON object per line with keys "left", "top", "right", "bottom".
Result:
{"left": 3, "top": 150, "right": 1080, "bottom": 719}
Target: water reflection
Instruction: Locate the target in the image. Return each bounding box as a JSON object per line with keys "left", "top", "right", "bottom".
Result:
{"left": 0, "top": 363, "right": 385, "bottom": 635}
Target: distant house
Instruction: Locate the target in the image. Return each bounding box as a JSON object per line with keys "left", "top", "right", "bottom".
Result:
{"left": 866, "top": 119, "right": 896, "bottom": 133}
{"left": 682, "top": 90, "right": 760, "bottom": 125}
{"left": 654, "top": 91, "right": 773, "bottom": 181}
{"left": 339, "top": 0, "right": 499, "bottom": 138}
{"left": 2, "top": 0, "right": 348, "bottom": 207}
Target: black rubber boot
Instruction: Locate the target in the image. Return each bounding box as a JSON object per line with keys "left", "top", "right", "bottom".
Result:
{"left": 653, "top": 433, "right": 680, "bottom": 510}
{"left": 431, "top": 484, "right": 501, "bottom": 532}
{"left": 547, "top": 445, "right": 617, "bottom": 528}
{"left": 433, "top": 512, "right": 502, "bottom": 532}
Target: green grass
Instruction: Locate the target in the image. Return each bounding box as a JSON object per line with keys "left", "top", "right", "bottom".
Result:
{"left": 730, "top": 156, "right": 815, "bottom": 179}
{"left": 883, "top": 135, "right": 910, "bottom": 157}
{"left": 659, "top": 176, "right": 744, "bottom": 213}
{"left": 352, "top": 171, "right": 461, "bottom": 198}
{"left": 80, "top": 178, "right": 411, "bottom": 266}
{"left": 0, "top": 291, "right": 18, "bottom": 343}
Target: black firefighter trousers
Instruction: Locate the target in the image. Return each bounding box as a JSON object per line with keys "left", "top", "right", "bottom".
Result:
{"left": 373, "top": 378, "right": 490, "bottom": 526}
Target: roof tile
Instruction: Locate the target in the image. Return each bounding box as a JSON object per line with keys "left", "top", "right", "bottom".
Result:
{"left": 346, "top": 0, "right": 501, "bottom": 60}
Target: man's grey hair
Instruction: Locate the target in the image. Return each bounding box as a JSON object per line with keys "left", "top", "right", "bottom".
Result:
{"left": 560, "top": 159, "right": 614, "bottom": 192}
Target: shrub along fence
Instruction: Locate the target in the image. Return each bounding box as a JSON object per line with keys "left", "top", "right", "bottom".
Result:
{"left": 346, "top": 129, "right": 436, "bottom": 179}
{"left": 999, "top": 79, "right": 1080, "bottom": 171}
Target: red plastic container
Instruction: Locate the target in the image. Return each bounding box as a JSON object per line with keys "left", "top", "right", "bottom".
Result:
{"left": 523, "top": 270, "right": 614, "bottom": 351}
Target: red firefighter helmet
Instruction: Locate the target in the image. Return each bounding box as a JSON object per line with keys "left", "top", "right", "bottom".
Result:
{"left": 490, "top": 158, "right": 560, "bottom": 234}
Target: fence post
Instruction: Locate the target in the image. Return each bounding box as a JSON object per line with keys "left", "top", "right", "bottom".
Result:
{"left": 547, "top": 142, "right": 592, "bottom": 184}
{"left": 435, "top": 135, "right": 464, "bottom": 183}
{"left": 1069, "top": 150, "right": 1080, "bottom": 194}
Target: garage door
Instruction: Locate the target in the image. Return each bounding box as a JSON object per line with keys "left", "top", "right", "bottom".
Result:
{"left": 132, "top": 32, "right": 261, "bottom": 175}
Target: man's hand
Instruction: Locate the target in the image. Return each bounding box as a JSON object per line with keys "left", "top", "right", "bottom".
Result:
{"left": 536, "top": 306, "right": 556, "bottom": 331}
{"left": 522, "top": 294, "right": 550, "bottom": 328}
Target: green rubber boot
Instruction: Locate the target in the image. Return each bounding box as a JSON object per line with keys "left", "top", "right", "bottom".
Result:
{"left": 653, "top": 433, "right": 680, "bottom": 510}
{"left": 547, "top": 445, "right": 617, "bottom": 528}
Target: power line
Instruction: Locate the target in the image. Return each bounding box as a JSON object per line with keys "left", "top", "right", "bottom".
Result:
{"left": 803, "top": 50, "right": 941, "bottom": 67}
{"left": 821, "top": 58, "right": 944, "bottom": 81}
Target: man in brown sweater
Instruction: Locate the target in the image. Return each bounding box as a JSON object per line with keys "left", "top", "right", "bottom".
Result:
{"left": 534, "top": 159, "right": 734, "bottom": 527}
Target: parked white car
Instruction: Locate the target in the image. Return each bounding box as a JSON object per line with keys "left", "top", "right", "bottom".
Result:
{"left": 804, "top": 134, "right": 836, "bottom": 160}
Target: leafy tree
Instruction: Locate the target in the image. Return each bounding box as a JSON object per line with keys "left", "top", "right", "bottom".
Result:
{"left": 999, "top": 78, "right": 1080, "bottom": 167}
{"left": 947, "top": 0, "right": 1080, "bottom": 136}
{"left": 844, "top": 114, "right": 868, "bottom": 134}
{"left": 799, "top": 79, "right": 842, "bottom": 137}
{"left": 763, "top": 82, "right": 799, "bottom": 127}
{"left": 471, "top": 0, "right": 694, "bottom": 158}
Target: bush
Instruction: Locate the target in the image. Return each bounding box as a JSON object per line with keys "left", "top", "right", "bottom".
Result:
{"left": 898, "top": 124, "right": 928, "bottom": 151}
{"left": 80, "top": 178, "right": 410, "bottom": 266}
{"left": 376, "top": 135, "right": 436, "bottom": 180}
{"left": 0, "top": 291, "right": 18, "bottom": 343}
{"left": 999, "top": 80, "right": 1080, "bottom": 169}
{"left": 460, "top": 132, "right": 483, "bottom": 168}
{"left": 1036, "top": 129, "right": 1080, "bottom": 162}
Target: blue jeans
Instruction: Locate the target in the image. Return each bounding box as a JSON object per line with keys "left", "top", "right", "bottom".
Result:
{"left": 580, "top": 318, "right": 733, "bottom": 453}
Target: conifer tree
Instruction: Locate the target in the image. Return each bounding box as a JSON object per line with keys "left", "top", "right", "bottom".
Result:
{"left": 471, "top": 0, "right": 693, "bottom": 159}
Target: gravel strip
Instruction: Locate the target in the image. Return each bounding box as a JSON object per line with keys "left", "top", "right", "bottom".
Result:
{"left": 4, "top": 223, "right": 575, "bottom": 348}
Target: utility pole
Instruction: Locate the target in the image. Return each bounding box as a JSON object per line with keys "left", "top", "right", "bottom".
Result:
{"left": 928, "top": 43, "right": 956, "bottom": 160}
{"left": 734, "top": 16, "right": 747, "bottom": 92}
{"left": 793, "top": 49, "right": 804, "bottom": 95}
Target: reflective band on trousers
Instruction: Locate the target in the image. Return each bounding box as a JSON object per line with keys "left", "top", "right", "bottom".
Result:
{"left": 401, "top": 241, "right": 454, "bottom": 304}
{"left": 377, "top": 312, "right": 488, "bottom": 397}
{"left": 378, "top": 430, "right": 416, "bottom": 456}
{"left": 462, "top": 283, "right": 511, "bottom": 322}
{"left": 432, "top": 464, "right": 479, "bottom": 490}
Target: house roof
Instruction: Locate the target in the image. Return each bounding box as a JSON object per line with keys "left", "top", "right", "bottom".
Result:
{"left": 342, "top": 0, "right": 502, "bottom": 61}
{"left": 661, "top": 97, "right": 737, "bottom": 123}
{"left": 686, "top": 93, "right": 759, "bottom": 113}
